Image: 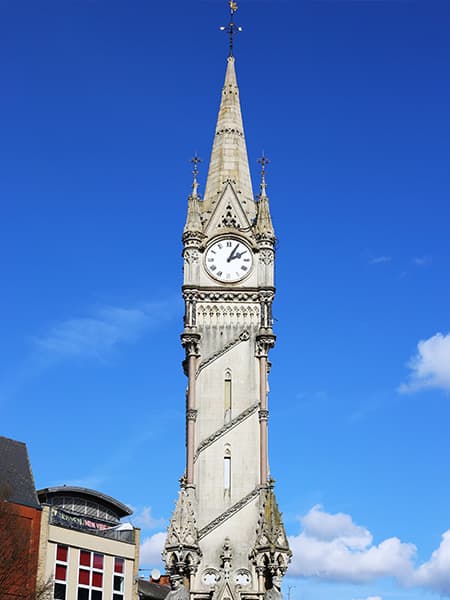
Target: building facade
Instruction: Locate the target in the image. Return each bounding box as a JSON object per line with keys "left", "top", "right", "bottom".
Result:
{"left": 0, "top": 436, "right": 43, "bottom": 600}
{"left": 163, "top": 9, "right": 291, "bottom": 600}
{"left": 37, "top": 486, "right": 140, "bottom": 600}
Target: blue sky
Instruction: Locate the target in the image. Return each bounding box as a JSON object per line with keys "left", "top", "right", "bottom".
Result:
{"left": 1, "top": 1, "right": 450, "bottom": 599}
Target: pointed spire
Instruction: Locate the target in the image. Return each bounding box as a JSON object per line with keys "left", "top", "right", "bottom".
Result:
{"left": 203, "top": 56, "right": 255, "bottom": 219}
{"left": 183, "top": 156, "right": 204, "bottom": 238}
{"left": 255, "top": 154, "right": 275, "bottom": 242}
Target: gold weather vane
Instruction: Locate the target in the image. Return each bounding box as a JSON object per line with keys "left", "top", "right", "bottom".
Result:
{"left": 257, "top": 152, "right": 270, "bottom": 196}
{"left": 220, "top": 1, "right": 242, "bottom": 57}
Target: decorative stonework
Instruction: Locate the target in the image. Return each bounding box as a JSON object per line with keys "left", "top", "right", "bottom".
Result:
{"left": 184, "top": 249, "right": 200, "bottom": 264}
{"left": 258, "top": 409, "right": 269, "bottom": 421}
{"left": 250, "top": 481, "right": 292, "bottom": 579}
{"left": 256, "top": 334, "right": 276, "bottom": 357}
{"left": 187, "top": 409, "right": 198, "bottom": 421}
{"left": 194, "top": 402, "right": 259, "bottom": 459}
{"left": 259, "top": 249, "right": 274, "bottom": 266}
{"left": 196, "top": 303, "right": 259, "bottom": 327}
{"left": 197, "top": 330, "right": 250, "bottom": 374}
{"left": 198, "top": 487, "right": 260, "bottom": 540}
{"left": 181, "top": 333, "right": 201, "bottom": 357}
{"left": 164, "top": 486, "right": 202, "bottom": 576}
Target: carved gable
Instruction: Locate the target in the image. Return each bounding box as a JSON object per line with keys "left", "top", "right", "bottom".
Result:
{"left": 204, "top": 182, "right": 253, "bottom": 237}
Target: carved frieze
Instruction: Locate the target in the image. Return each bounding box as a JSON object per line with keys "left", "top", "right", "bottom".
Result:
{"left": 181, "top": 333, "right": 201, "bottom": 357}
{"left": 184, "top": 249, "right": 200, "bottom": 264}
{"left": 258, "top": 249, "right": 274, "bottom": 266}
{"left": 196, "top": 303, "right": 259, "bottom": 328}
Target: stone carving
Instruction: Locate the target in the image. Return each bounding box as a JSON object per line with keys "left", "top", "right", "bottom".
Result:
{"left": 259, "top": 249, "right": 274, "bottom": 265}
{"left": 250, "top": 481, "right": 291, "bottom": 577}
{"left": 196, "top": 304, "right": 259, "bottom": 327}
{"left": 184, "top": 249, "right": 200, "bottom": 264}
{"left": 258, "top": 409, "right": 269, "bottom": 421}
{"left": 255, "top": 334, "right": 276, "bottom": 358}
{"left": 181, "top": 333, "right": 200, "bottom": 357}
{"left": 164, "top": 486, "right": 202, "bottom": 576}
{"left": 218, "top": 203, "right": 241, "bottom": 229}
{"left": 194, "top": 403, "right": 259, "bottom": 460}
{"left": 197, "top": 330, "right": 250, "bottom": 375}
{"left": 187, "top": 409, "right": 198, "bottom": 421}
{"left": 198, "top": 487, "right": 260, "bottom": 539}
{"left": 220, "top": 538, "right": 233, "bottom": 580}
{"left": 165, "top": 575, "right": 190, "bottom": 600}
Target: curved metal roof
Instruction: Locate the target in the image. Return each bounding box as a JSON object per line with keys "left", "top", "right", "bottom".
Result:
{"left": 37, "top": 485, "right": 133, "bottom": 517}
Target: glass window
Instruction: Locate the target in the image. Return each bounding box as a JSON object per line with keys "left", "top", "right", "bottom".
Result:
{"left": 91, "top": 591, "right": 102, "bottom": 600}
{"left": 114, "top": 558, "right": 124, "bottom": 574}
{"left": 54, "top": 582, "right": 66, "bottom": 599}
{"left": 55, "top": 565, "right": 67, "bottom": 581}
{"left": 80, "top": 550, "right": 91, "bottom": 567}
{"left": 56, "top": 545, "right": 68, "bottom": 562}
{"left": 79, "top": 569, "right": 90, "bottom": 586}
{"left": 93, "top": 553, "right": 103, "bottom": 570}
{"left": 77, "top": 589, "right": 89, "bottom": 600}
{"left": 113, "top": 575, "right": 124, "bottom": 592}
{"left": 92, "top": 572, "right": 103, "bottom": 588}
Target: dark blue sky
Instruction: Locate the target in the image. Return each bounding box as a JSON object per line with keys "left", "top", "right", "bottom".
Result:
{"left": 1, "top": 2, "right": 450, "bottom": 600}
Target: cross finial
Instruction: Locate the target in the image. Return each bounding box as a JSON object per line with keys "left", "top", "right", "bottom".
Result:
{"left": 220, "top": 1, "right": 242, "bottom": 57}
{"left": 257, "top": 152, "right": 270, "bottom": 196}
{"left": 191, "top": 154, "right": 201, "bottom": 197}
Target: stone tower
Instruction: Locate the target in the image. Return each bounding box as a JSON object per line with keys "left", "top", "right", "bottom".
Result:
{"left": 164, "top": 31, "right": 291, "bottom": 600}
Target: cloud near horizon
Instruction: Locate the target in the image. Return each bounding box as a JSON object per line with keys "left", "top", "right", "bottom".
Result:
{"left": 32, "top": 299, "right": 178, "bottom": 364}
{"left": 288, "top": 505, "right": 450, "bottom": 597}
{"left": 139, "top": 505, "right": 450, "bottom": 597}
{"left": 399, "top": 332, "right": 450, "bottom": 393}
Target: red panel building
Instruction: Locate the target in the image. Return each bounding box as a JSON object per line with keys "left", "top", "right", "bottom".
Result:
{"left": 0, "top": 436, "right": 43, "bottom": 600}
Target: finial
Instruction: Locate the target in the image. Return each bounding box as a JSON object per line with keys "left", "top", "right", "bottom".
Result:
{"left": 219, "top": 1, "right": 242, "bottom": 57}
{"left": 191, "top": 154, "right": 201, "bottom": 197}
{"left": 257, "top": 152, "right": 270, "bottom": 196}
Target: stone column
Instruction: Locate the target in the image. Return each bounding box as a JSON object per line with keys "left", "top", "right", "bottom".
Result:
{"left": 256, "top": 332, "right": 275, "bottom": 486}
{"left": 181, "top": 333, "right": 200, "bottom": 485}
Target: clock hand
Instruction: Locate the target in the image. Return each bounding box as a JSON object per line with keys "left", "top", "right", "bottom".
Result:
{"left": 227, "top": 243, "right": 239, "bottom": 263}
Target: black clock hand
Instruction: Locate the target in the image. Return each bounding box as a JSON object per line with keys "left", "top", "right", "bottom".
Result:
{"left": 227, "top": 243, "right": 239, "bottom": 263}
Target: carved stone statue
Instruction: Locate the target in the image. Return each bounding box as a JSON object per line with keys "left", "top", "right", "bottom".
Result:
{"left": 166, "top": 575, "right": 189, "bottom": 600}
{"left": 264, "top": 576, "right": 283, "bottom": 600}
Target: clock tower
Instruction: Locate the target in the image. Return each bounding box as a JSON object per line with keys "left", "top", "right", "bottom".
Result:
{"left": 164, "top": 6, "right": 291, "bottom": 600}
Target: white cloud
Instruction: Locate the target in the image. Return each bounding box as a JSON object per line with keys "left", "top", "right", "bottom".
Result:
{"left": 140, "top": 532, "right": 166, "bottom": 568}
{"left": 413, "top": 530, "right": 450, "bottom": 596}
{"left": 412, "top": 255, "right": 432, "bottom": 267}
{"left": 33, "top": 300, "right": 177, "bottom": 362}
{"left": 288, "top": 505, "right": 416, "bottom": 583}
{"left": 369, "top": 256, "right": 392, "bottom": 265}
{"left": 301, "top": 504, "right": 372, "bottom": 549}
{"left": 353, "top": 597, "right": 382, "bottom": 600}
{"left": 399, "top": 333, "right": 450, "bottom": 393}
{"left": 133, "top": 506, "right": 166, "bottom": 530}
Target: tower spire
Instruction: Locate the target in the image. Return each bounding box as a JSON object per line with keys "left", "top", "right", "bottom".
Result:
{"left": 202, "top": 53, "right": 255, "bottom": 222}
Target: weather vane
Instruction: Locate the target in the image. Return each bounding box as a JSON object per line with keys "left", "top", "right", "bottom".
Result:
{"left": 220, "top": 1, "right": 242, "bottom": 57}
{"left": 257, "top": 152, "right": 270, "bottom": 195}
{"left": 191, "top": 153, "right": 202, "bottom": 197}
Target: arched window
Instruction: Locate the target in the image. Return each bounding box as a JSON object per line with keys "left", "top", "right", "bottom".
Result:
{"left": 224, "top": 447, "right": 231, "bottom": 492}
{"left": 224, "top": 369, "right": 232, "bottom": 423}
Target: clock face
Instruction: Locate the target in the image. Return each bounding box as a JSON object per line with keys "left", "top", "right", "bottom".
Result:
{"left": 234, "top": 570, "right": 251, "bottom": 586}
{"left": 205, "top": 238, "right": 253, "bottom": 282}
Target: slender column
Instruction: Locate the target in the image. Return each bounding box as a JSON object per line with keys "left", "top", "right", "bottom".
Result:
{"left": 259, "top": 356, "right": 269, "bottom": 484}
{"left": 256, "top": 332, "right": 275, "bottom": 486}
{"left": 181, "top": 333, "right": 200, "bottom": 485}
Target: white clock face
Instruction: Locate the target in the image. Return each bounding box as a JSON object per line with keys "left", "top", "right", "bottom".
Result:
{"left": 234, "top": 570, "right": 251, "bottom": 586}
{"left": 205, "top": 238, "right": 253, "bottom": 282}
